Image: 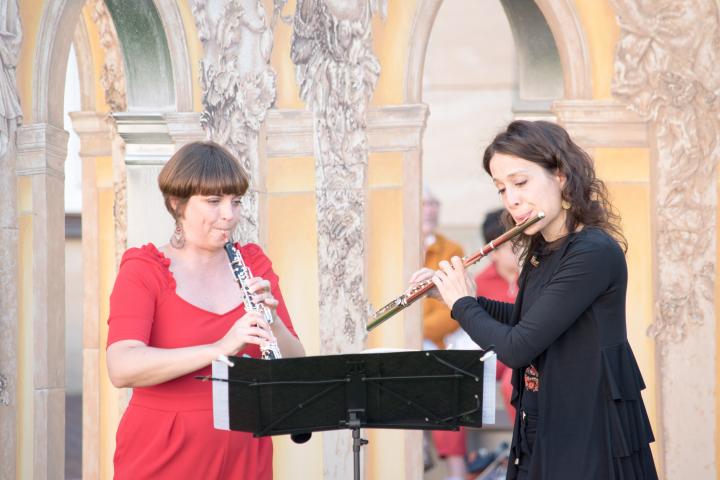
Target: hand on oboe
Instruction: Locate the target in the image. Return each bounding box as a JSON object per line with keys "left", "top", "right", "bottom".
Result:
{"left": 432, "top": 256, "right": 475, "bottom": 309}
{"left": 246, "top": 277, "right": 279, "bottom": 311}
{"left": 214, "top": 311, "right": 273, "bottom": 357}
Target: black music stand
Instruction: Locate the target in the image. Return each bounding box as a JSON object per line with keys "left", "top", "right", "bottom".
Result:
{"left": 202, "top": 350, "right": 496, "bottom": 480}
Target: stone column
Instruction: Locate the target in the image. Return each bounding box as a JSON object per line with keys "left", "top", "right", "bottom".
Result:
{"left": 16, "top": 123, "right": 69, "bottom": 480}
{"left": 68, "top": 111, "right": 115, "bottom": 480}
{"left": 0, "top": 139, "right": 18, "bottom": 480}
{"left": 291, "top": 1, "right": 386, "bottom": 476}
{"left": 191, "top": 0, "right": 281, "bottom": 244}
{"left": 0, "top": 1, "right": 23, "bottom": 475}
{"left": 611, "top": 1, "right": 720, "bottom": 478}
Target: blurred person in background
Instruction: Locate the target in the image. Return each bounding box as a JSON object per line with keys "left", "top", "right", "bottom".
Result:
{"left": 420, "top": 187, "right": 466, "bottom": 480}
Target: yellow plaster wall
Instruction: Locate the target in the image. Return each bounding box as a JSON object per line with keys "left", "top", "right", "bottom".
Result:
{"left": 269, "top": 0, "right": 303, "bottom": 109}
{"left": 593, "top": 147, "right": 661, "bottom": 466}
{"left": 266, "top": 155, "right": 323, "bottom": 478}
{"left": 264, "top": 149, "right": 411, "bottom": 479}
{"left": 366, "top": 152, "right": 407, "bottom": 479}
{"left": 271, "top": 0, "right": 418, "bottom": 108}
{"left": 80, "top": 4, "right": 110, "bottom": 113}
{"left": 177, "top": 0, "right": 203, "bottom": 112}
{"left": 372, "top": 0, "right": 417, "bottom": 106}
{"left": 573, "top": 0, "right": 619, "bottom": 99}
{"left": 94, "top": 156, "right": 119, "bottom": 479}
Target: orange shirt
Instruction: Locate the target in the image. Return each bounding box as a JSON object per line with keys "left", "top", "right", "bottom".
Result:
{"left": 422, "top": 233, "right": 464, "bottom": 348}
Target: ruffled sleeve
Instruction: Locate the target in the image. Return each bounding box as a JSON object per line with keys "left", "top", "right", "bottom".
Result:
{"left": 107, "top": 244, "right": 173, "bottom": 347}
{"left": 238, "top": 243, "right": 298, "bottom": 338}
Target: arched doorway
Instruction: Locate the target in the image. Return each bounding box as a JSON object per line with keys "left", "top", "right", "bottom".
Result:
{"left": 15, "top": 0, "right": 195, "bottom": 477}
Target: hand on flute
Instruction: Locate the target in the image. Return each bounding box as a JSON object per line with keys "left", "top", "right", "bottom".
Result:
{"left": 408, "top": 267, "right": 442, "bottom": 300}
{"left": 431, "top": 256, "right": 476, "bottom": 309}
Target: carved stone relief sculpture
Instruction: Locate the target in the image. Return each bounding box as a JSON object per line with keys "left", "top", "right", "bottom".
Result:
{"left": 612, "top": 1, "right": 720, "bottom": 477}
{"left": 612, "top": 0, "right": 720, "bottom": 345}
{"left": 88, "top": 0, "right": 128, "bottom": 263}
{"left": 0, "top": 0, "right": 23, "bottom": 159}
{"left": 291, "top": 1, "right": 384, "bottom": 474}
{"left": 291, "top": 0, "right": 385, "bottom": 351}
{"left": 192, "top": 0, "right": 283, "bottom": 243}
{"left": 291, "top": 0, "right": 385, "bottom": 472}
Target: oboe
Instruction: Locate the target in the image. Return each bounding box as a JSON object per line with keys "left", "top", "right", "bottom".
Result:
{"left": 366, "top": 211, "right": 545, "bottom": 331}
{"left": 224, "top": 242, "right": 282, "bottom": 360}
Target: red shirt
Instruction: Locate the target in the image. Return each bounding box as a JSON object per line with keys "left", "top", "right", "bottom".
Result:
{"left": 474, "top": 262, "right": 518, "bottom": 304}
{"left": 108, "top": 243, "right": 297, "bottom": 479}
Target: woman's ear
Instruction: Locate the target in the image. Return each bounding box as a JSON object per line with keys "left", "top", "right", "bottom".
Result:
{"left": 169, "top": 196, "right": 181, "bottom": 219}
{"left": 554, "top": 168, "right": 567, "bottom": 189}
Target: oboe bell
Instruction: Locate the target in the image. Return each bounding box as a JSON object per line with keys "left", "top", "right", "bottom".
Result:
{"left": 366, "top": 211, "right": 545, "bottom": 332}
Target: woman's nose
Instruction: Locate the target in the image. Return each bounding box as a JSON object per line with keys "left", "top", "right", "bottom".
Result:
{"left": 505, "top": 188, "right": 521, "bottom": 206}
{"left": 220, "top": 200, "right": 234, "bottom": 218}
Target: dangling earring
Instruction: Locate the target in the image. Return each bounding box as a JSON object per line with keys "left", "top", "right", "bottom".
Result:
{"left": 170, "top": 221, "right": 185, "bottom": 248}
{"left": 561, "top": 199, "right": 571, "bottom": 210}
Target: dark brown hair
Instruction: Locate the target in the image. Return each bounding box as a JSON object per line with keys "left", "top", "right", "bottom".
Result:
{"left": 482, "top": 120, "right": 626, "bottom": 261}
{"left": 158, "top": 141, "right": 249, "bottom": 219}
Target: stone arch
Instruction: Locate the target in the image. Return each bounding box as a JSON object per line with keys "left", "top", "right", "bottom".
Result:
{"left": 152, "top": 0, "right": 194, "bottom": 112}
{"left": 102, "top": 0, "right": 173, "bottom": 110}
{"left": 33, "top": 0, "right": 86, "bottom": 125}
{"left": 534, "top": 0, "right": 592, "bottom": 99}
{"left": 404, "top": 0, "right": 592, "bottom": 104}
{"left": 33, "top": 0, "right": 194, "bottom": 119}
{"left": 72, "top": 16, "right": 97, "bottom": 111}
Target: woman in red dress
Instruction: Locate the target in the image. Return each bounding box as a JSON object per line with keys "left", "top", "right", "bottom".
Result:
{"left": 106, "top": 141, "right": 305, "bottom": 479}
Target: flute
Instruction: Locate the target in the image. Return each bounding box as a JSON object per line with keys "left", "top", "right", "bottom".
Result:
{"left": 224, "top": 242, "right": 282, "bottom": 360}
{"left": 366, "top": 211, "right": 545, "bottom": 331}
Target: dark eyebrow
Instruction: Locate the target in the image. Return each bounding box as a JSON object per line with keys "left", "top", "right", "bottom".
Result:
{"left": 493, "top": 170, "right": 529, "bottom": 182}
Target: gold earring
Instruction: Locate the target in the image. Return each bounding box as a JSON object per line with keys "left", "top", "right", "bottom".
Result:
{"left": 561, "top": 199, "right": 571, "bottom": 210}
{"left": 170, "top": 221, "right": 185, "bottom": 248}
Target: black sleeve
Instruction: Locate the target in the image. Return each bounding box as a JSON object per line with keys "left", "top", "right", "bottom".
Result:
{"left": 451, "top": 238, "right": 621, "bottom": 368}
{"left": 452, "top": 296, "right": 514, "bottom": 325}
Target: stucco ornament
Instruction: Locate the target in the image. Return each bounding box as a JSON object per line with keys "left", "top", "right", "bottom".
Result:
{"left": 612, "top": 0, "right": 720, "bottom": 345}
{"left": 0, "top": 0, "right": 23, "bottom": 158}
{"left": 292, "top": 0, "right": 385, "bottom": 352}
{"left": 192, "top": 0, "right": 285, "bottom": 243}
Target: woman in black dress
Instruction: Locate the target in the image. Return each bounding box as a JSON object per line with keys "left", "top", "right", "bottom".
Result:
{"left": 411, "top": 121, "right": 657, "bottom": 479}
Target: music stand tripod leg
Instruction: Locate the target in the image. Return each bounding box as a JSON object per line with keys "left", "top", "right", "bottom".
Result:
{"left": 349, "top": 412, "right": 368, "bottom": 480}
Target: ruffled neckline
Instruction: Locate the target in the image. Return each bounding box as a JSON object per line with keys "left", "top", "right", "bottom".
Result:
{"left": 138, "top": 242, "right": 247, "bottom": 317}
{"left": 139, "top": 243, "right": 176, "bottom": 289}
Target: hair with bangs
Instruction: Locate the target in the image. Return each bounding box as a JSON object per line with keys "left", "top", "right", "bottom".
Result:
{"left": 482, "top": 120, "right": 626, "bottom": 262}
{"left": 158, "top": 141, "right": 249, "bottom": 219}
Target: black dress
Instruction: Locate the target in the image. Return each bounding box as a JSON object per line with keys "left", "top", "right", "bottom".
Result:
{"left": 451, "top": 228, "right": 657, "bottom": 480}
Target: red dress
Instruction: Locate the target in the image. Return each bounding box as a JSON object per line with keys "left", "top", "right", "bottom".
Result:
{"left": 107, "top": 243, "right": 298, "bottom": 480}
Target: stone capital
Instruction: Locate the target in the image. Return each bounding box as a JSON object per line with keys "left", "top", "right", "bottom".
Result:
{"left": 164, "top": 112, "right": 205, "bottom": 147}
{"left": 265, "top": 104, "right": 429, "bottom": 158}
{"left": 16, "top": 123, "right": 69, "bottom": 178}
{"left": 68, "top": 111, "right": 113, "bottom": 157}
{"left": 552, "top": 99, "right": 648, "bottom": 148}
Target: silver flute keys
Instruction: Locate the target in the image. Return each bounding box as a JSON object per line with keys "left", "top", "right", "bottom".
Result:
{"left": 223, "top": 242, "right": 282, "bottom": 360}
